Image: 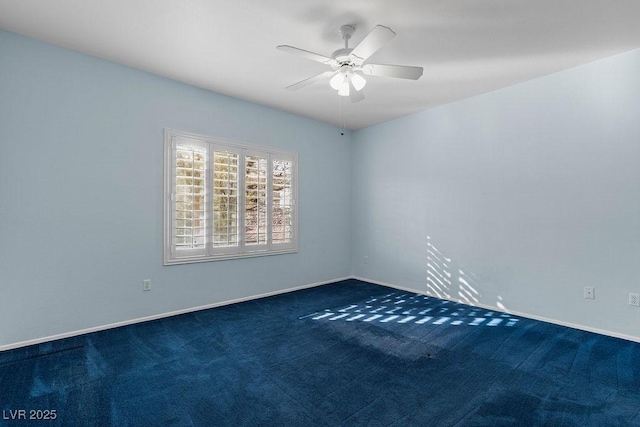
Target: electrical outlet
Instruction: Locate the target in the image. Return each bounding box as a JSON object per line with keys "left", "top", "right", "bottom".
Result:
{"left": 584, "top": 287, "right": 595, "bottom": 299}
{"left": 364, "top": 256, "right": 369, "bottom": 264}
{"left": 143, "top": 279, "right": 151, "bottom": 291}
{"left": 629, "top": 293, "right": 640, "bottom": 307}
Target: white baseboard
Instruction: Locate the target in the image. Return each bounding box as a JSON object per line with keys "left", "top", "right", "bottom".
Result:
{"left": 6, "top": 275, "right": 636, "bottom": 352}
{"left": 352, "top": 275, "right": 640, "bottom": 344}
{"left": 0, "top": 276, "right": 351, "bottom": 352}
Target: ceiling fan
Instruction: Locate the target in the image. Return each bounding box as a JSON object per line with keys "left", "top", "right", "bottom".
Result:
{"left": 277, "top": 25, "right": 423, "bottom": 103}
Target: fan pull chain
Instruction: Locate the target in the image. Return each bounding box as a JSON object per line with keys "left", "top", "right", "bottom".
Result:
{"left": 343, "top": 96, "right": 347, "bottom": 134}
{"left": 338, "top": 94, "right": 345, "bottom": 135}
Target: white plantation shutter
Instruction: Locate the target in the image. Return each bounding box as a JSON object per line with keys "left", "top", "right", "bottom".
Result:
{"left": 271, "top": 157, "right": 295, "bottom": 249}
{"left": 244, "top": 152, "right": 268, "bottom": 251}
{"left": 212, "top": 147, "right": 241, "bottom": 254}
{"left": 164, "top": 130, "right": 297, "bottom": 264}
{"left": 172, "top": 138, "right": 208, "bottom": 258}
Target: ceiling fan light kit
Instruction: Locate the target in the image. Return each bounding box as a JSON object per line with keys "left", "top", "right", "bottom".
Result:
{"left": 329, "top": 65, "right": 366, "bottom": 96}
{"left": 277, "top": 24, "right": 423, "bottom": 103}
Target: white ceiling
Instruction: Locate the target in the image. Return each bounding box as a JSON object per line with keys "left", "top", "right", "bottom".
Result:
{"left": 1, "top": 1, "right": 640, "bottom": 130}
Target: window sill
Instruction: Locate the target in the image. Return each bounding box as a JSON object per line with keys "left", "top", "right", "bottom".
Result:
{"left": 163, "top": 248, "right": 298, "bottom": 266}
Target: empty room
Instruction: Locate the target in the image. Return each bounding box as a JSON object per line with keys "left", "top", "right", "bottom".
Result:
{"left": 1, "top": 1, "right": 639, "bottom": 425}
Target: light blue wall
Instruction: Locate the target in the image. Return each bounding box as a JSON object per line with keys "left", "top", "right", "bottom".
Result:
{"left": 352, "top": 49, "right": 640, "bottom": 339}
{"left": 0, "top": 30, "right": 352, "bottom": 348}
{"left": 2, "top": 28, "right": 639, "bottom": 348}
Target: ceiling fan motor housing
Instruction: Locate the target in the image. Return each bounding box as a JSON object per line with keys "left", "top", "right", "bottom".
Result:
{"left": 332, "top": 48, "right": 354, "bottom": 65}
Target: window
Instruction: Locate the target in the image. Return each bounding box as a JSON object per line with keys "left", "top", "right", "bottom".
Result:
{"left": 164, "top": 129, "right": 297, "bottom": 264}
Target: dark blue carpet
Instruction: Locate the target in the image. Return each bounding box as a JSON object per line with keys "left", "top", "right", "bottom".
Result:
{"left": 1, "top": 279, "right": 639, "bottom": 426}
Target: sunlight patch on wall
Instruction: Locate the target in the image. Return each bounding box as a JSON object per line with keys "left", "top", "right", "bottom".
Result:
{"left": 427, "top": 236, "right": 481, "bottom": 305}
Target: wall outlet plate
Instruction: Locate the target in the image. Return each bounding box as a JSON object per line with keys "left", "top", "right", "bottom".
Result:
{"left": 584, "top": 287, "right": 595, "bottom": 299}
{"left": 629, "top": 293, "right": 640, "bottom": 307}
{"left": 143, "top": 279, "right": 151, "bottom": 291}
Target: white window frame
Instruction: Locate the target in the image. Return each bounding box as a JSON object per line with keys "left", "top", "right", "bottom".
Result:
{"left": 164, "top": 129, "right": 298, "bottom": 265}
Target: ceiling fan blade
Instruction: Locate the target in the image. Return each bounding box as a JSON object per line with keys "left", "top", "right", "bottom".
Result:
{"left": 286, "top": 71, "right": 335, "bottom": 91}
{"left": 361, "top": 64, "right": 423, "bottom": 80}
{"left": 348, "top": 79, "right": 365, "bottom": 103}
{"left": 277, "top": 45, "right": 337, "bottom": 66}
{"left": 350, "top": 25, "right": 396, "bottom": 62}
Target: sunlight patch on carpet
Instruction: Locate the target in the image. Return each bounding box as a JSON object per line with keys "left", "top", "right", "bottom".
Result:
{"left": 302, "top": 291, "right": 520, "bottom": 328}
